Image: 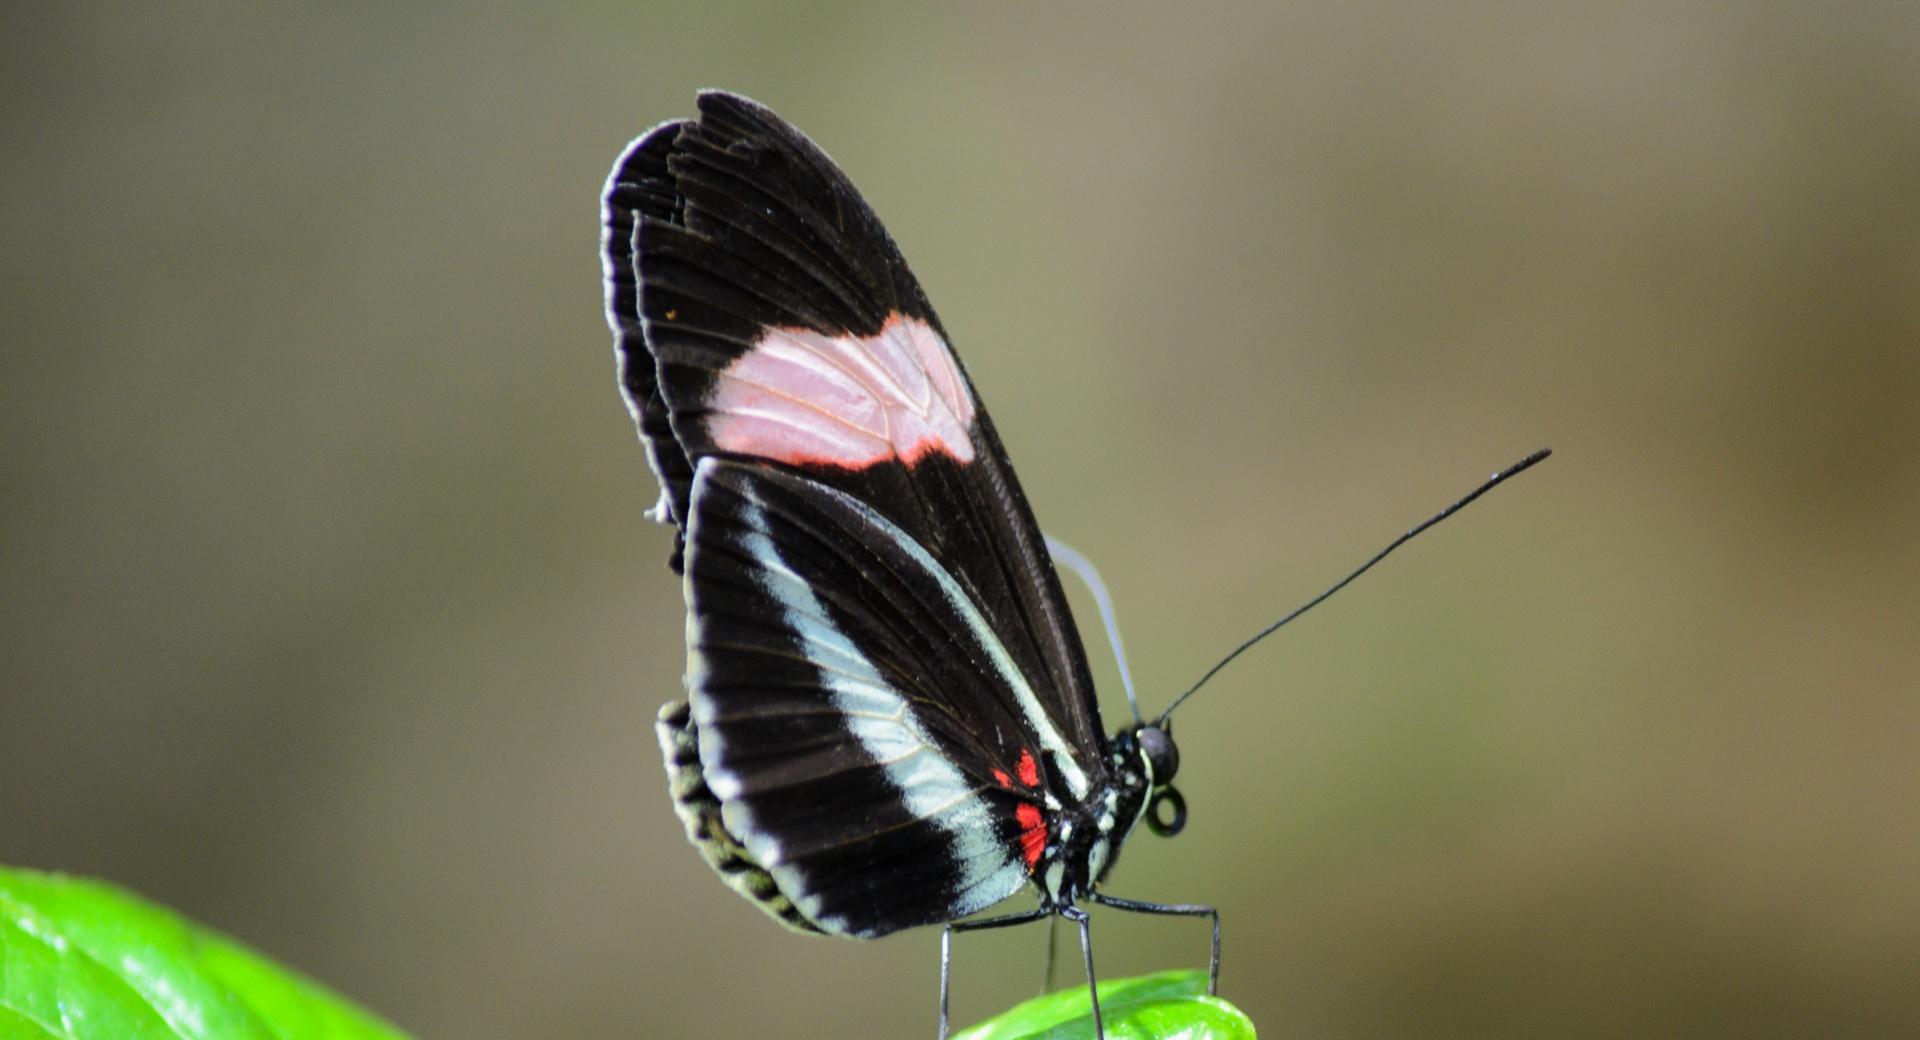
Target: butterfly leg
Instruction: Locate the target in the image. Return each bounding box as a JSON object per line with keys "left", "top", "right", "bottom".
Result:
{"left": 939, "top": 906, "right": 1050, "bottom": 1039}
{"left": 1060, "top": 905, "right": 1106, "bottom": 1038}
{"left": 1040, "top": 914, "right": 1058, "bottom": 995}
{"left": 1090, "top": 891, "right": 1221, "bottom": 994}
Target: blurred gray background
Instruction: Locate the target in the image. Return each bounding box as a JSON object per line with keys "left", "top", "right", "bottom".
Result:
{"left": 4, "top": 3, "right": 1916, "bottom": 1037}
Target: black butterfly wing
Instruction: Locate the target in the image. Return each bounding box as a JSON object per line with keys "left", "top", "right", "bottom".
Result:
{"left": 602, "top": 93, "right": 1124, "bottom": 935}
{"left": 674, "top": 457, "right": 1075, "bottom": 936}
{"left": 601, "top": 96, "right": 1109, "bottom": 805}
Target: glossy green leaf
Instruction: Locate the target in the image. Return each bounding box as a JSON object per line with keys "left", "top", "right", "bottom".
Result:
{"left": 0, "top": 867, "right": 409, "bottom": 1040}
{"left": 953, "top": 969, "right": 1255, "bottom": 1040}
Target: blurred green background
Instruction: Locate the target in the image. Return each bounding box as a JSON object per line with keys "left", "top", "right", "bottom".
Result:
{"left": 4, "top": 3, "right": 1916, "bottom": 1037}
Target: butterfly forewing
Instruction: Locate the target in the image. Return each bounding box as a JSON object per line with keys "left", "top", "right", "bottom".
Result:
{"left": 683, "top": 458, "right": 1067, "bottom": 935}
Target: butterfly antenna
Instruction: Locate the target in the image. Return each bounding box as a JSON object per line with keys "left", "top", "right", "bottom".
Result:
{"left": 1047, "top": 535, "right": 1143, "bottom": 725}
{"left": 1156, "top": 448, "right": 1552, "bottom": 725}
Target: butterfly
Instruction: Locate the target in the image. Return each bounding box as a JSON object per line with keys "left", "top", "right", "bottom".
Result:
{"left": 600, "top": 90, "right": 1548, "bottom": 1037}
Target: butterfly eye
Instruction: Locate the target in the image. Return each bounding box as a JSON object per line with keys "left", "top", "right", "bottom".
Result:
{"left": 1146, "top": 785, "right": 1187, "bottom": 837}
{"left": 1136, "top": 725, "right": 1180, "bottom": 785}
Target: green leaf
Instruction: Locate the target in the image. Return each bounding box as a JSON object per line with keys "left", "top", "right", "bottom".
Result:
{"left": 0, "top": 867, "right": 410, "bottom": 1040}
{"left": 952, "top": 969, "right": 1255, "bottom": 1040}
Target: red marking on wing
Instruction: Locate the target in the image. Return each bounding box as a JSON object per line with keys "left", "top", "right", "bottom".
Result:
{"left": 1015, "top": 749, "right": 1040, "bottom": 789}
{"left": 992, "top": 769, "right": 1012, "bottom": 789}
{"left": 705, "top": 313, "right": 976, "bottom": 470}
{"left": 1015, "top": 803, "right": 1047, "bottom": 869}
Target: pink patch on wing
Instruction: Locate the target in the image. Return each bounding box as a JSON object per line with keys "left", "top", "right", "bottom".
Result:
{"left": 1015, "top": 749, "right": 1040, "bottom": 789}
{"left": 1015, "top": 803, "right": 1047, "bottom": 869}
{"left": 992, "top": 768, "right": 1012, "bottom": 789}
{"left": 705, "top": 313, "right": 976, "bottom": 469}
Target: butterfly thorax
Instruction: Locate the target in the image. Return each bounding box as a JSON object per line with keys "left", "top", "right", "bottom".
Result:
{"left": 1032, "top": 725, "right": 1176, "bottom": 907}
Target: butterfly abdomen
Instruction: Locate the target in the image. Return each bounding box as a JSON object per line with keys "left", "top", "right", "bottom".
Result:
{"left": 655, "top": 700, "right": 823, "bottom": 935}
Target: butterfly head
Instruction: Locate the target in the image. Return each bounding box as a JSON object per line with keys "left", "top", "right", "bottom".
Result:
{"left": 1116, "top": 722, "right": 1187, "bottom": 840}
